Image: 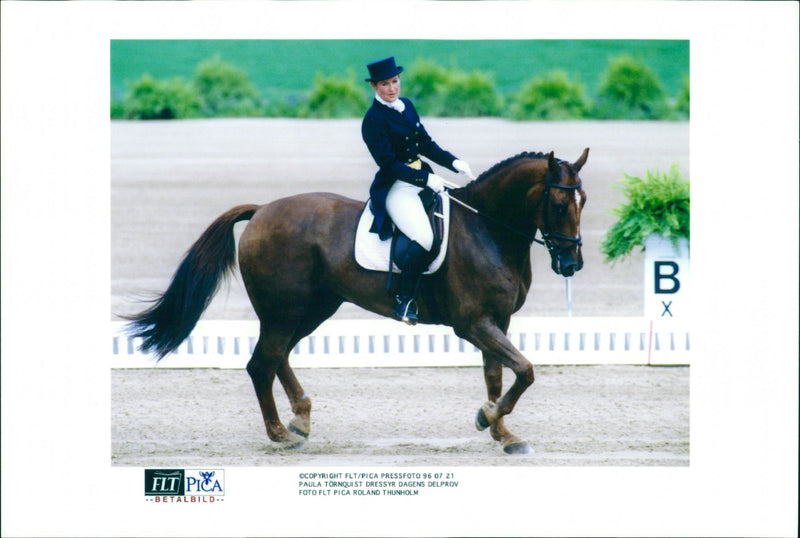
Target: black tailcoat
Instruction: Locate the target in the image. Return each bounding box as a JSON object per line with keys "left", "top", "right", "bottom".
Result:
{"left": 361, "top": 97, "right": 458, "bottom": 239}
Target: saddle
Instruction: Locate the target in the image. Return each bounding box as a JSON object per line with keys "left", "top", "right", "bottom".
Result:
{"left": 354, "top": 190, "right": 450, "bottom": 275}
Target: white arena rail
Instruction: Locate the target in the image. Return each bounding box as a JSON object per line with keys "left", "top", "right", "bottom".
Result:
{"left": 110, "top": 317, "right": 690, "bottom": 368}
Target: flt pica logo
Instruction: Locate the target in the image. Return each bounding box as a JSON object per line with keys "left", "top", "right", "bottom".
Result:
{"left": 188, "top": 471, "right": 223, "bottom": 494}
{"left": 145, "top": 469, "right": 224, "bottom": 503}
{"left": 145, "top": 469, "right": 184, "bottom": 495}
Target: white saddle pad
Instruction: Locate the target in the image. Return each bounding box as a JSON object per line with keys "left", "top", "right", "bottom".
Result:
{"left": 354, "top": 195, "right": 450, "bottom": 274}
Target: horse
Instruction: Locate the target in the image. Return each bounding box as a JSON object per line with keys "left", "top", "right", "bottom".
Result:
{"left": 124, "top": 148, "right": 589, "bottom": 454}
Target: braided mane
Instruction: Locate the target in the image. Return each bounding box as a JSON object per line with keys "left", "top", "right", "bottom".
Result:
{"left": 475, "top": 151, "right": 548, "bottom": 183}
{"left": 454, "top": 151, "right": 569, "bottom": 198}
{"left": 475, "top": 151, "right": 571, "bottom": 182}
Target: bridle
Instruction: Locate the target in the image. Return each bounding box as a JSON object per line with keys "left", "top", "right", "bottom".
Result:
{"left": 539, "top": 170, "right": 583, "bottom": 256}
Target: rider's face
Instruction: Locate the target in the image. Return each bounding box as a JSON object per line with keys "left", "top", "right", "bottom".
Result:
{"left": 371, "top": 76, "right": 401, "bottom": 102}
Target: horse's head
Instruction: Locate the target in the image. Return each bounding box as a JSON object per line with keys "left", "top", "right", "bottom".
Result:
{"left": 460, "top": 148, "right": 588, "bottom": 276}
{"left": 531, "top": 148, "right": 589, "bottom": 277}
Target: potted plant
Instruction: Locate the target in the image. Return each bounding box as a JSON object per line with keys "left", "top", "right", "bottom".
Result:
{"left": 602, "top": 164, "right": 690, "bottom": 320}
{"left": 601, "top": 163, "right": 690, "bottom": 261}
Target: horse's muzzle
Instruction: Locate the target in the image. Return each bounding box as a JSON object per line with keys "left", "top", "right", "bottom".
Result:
{"left": 551, "top": 249, "right": 583, "bottom": 277}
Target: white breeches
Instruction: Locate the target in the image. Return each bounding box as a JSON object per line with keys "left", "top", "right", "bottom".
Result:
{"left": 385, "top": 180, "right": 434, "bottom": 251}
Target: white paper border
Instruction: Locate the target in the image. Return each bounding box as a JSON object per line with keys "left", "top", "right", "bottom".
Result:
{"left": 2, "top": 2, "right": 798, "bottom": 537}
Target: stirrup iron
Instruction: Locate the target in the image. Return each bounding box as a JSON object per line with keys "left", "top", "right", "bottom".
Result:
{"left": 394, "top": 295, "right": 418, "bottom": 325}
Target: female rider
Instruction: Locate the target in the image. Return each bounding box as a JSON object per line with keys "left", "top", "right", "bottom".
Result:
{"left": 361, "top": 56, "right": 474, "bottom": 324}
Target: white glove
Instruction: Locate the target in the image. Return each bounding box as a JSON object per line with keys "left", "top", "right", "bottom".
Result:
{"left": 426, "top": 173, "right": 446, "bottom": 193}
{"left": 453, "top": 159, "right": 475, "bottom": 180}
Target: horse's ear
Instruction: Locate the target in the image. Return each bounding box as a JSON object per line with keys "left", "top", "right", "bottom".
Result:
{"left": 573, "top": 147, "right": 590, "bottom": 172}
{"left": 547, "top": 151, "right": 560, "bottom": 179}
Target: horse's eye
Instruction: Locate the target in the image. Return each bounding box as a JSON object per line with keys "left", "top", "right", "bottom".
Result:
{"left": 554, "top": 203, "right": 568, "bottom": 215}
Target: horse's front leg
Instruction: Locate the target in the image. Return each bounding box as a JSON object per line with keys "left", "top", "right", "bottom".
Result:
{"left": 482, "top": 356, "right": 533, "bottom": 454}
{"left": 462, "top": 319, "right": 534, "bottom": 454}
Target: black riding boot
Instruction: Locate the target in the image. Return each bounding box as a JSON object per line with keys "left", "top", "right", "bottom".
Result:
{"left": 392, "top": 241, "right": 430, "bottom": 325}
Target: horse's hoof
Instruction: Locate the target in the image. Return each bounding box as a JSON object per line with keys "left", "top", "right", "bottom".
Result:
{"left": 503, "top": 440, "right": 533, "bottom": 455}
{"left": 475, "top": 409, "right": 490, "bottom": 431}
{"left": 475, "top": 401, "right": 497, "bottom": 431}
{"left": 285, "top": 439, "right": 306, "bottom": 450}
{"left": 288, "top": 416, "right": 310, "bottom": 438}
{"left": 281, "top": 431, "right": 307, "bottom": 450}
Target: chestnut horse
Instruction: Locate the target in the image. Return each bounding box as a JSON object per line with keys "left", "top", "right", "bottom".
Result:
{"left": 125, "top": 148, "right": 589, "bottom": 454}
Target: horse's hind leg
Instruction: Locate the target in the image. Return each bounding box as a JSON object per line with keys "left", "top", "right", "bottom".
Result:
{"left": 246, "top": 324, "right": 307, "bottom": 448}
{"left": 277, "top": 293, "right": 343, "bottom": 439}
{"left": 253, "top": 292, "right": 342, "bottom": 446}
{"left": 277, "top": 360, "right": 312, "bottom": 439}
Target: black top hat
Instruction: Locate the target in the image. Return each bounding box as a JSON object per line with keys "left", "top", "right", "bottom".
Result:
{"left": 365, "top": 56, "right": 404, "bottom": 82}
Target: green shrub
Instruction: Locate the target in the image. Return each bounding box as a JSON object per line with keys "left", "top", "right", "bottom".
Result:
{"left": 435, "top": 70, "right": 503, "bottom": 117}
{"left": 122, "top": 74, "right": 202, "bottom": 119}
{"left": 110, "top": 98, "right": 125, "bottom": 119}
{"left": 192, "top": 55, "right": 262, "bottom": 117}
{"left": 262, "top": 92, "right": 307, "bottom": 118}
{"left": 402, "top": 58, "right": 454, "bottom": 113}
{"left": 601, "top": 164, "right": 690, "bottom": 261}
{"left": 302, "top": 71, "right": 369, "bottom": 118}
{"left": 510, "top": 70, "right": 590, "bottom": 120}
{"left": 402, "top": 59, "right": 502, "bottom": 117}
{"left": 595, "top": 55, "right": 668, "bottom": 119}
{"left": 673, "top": 74, "right": 690, "bottom": 118}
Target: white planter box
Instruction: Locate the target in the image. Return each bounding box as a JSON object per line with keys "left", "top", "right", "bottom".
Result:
{"left": 643, "top": 234, "right": 690, "bottom": 320}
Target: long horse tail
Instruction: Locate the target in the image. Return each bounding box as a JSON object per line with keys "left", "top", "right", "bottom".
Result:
{"left": 124, "top": 204, "right": 260, "bottom": 360}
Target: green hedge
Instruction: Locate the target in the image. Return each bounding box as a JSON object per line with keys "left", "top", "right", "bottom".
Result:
{"left": 113, "top": 55, "right": 689, "bottom": 120}
{"left": 193, "top": 55, "right": 262, "bottom": 117}
{"left": 301, "top": 71, "right": 369, "bottom": 118}
{"left": 594, "top": 55, "right": 670, "bottom": 119}
{"left": 510, "top": 70, "right": 590, "bottom": 120}
{"left": 401, "top": 58, "right": 452, "bottom": 113}
{"left": 114, "top": 57, "right": 259, "bottom": 120}
{"left": 674, "top": 75, "right": 690, "bottom": 119}
{"left": 118, "top": 75, "right": 201, "bottom": 119}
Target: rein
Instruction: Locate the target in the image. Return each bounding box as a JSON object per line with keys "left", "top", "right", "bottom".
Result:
{"left": 444, "top": 191, "right": 542, "bottom": 244}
